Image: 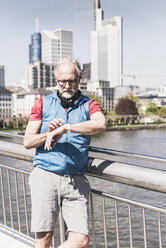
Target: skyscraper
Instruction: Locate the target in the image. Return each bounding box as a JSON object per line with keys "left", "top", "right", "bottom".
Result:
{"left": 91, "top": 0, "right": 123, "bottom": 87}
{"left": 25, "top": 62, "right": 56, "bottom": 90}
{"left": 42, "top": 29, "right": 73, "bottom": 64}
{"left": 26, "top": 21, "right": 73, "bottom": 90}
{"left": 0, "top": 65, "right": 5, "bottom": 87}
{"left": 94, "top": 0, "right": 102, "bottom": 30}
{"left": 29, "top": 17, "right": 42, "bottom": 64}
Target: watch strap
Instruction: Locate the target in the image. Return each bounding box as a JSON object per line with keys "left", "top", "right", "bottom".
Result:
{"left": 66, "top": 123, "right": 71, "bottom": 133}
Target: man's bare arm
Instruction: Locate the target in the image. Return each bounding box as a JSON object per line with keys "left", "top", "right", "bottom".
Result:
{"left": 44, "top": 112, "right": 106, "bottom": 151}
{"left": 24, "top": 120, "right": 49, "bottom": 149}
{"left": 51, "top": 111, "right": 106, "bottom": 136}
{"left": 68, "top": 111, "right": 106, "bottom": 135}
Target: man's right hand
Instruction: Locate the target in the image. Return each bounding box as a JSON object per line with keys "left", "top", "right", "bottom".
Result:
{"left": 48, "top": 118, "right": 65, "bottom": 132}
{"left": 45, "top": 125, "right": 66, "bottom": 150}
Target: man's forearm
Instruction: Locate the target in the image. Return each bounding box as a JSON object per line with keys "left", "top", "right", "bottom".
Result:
{"left": 24, "top": 132, "right": 48, "bottom": 149}
{"left": 64, "top": 119, "right": 106, "bottom": 135}
{"left": 44, "top": 118, "right": 106, "bottom": 151}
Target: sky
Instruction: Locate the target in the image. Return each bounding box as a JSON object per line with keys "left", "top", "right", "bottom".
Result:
{"left": 1, "top": 0, "right": 166, "bottom": 88}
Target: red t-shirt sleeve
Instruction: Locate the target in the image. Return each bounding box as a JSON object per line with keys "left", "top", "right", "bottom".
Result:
{"left": 89, "top": 99, "right": 102, "bottom": 118}
{"left": 29, "top": 96, "right": 43, "bottom": 121}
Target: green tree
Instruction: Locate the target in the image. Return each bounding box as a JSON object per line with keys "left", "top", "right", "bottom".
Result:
{"left": 8, "top": 121, "right": 14, "bottom": 129}
{"left": 0, "top": 120, "right": 3, "bottom": 129}
{"left": 124, "top": 93, "right": 139, "bottom": 104}
{"left": 18, "top": 119, "right": 25, "bottom": 131}
{"left": 115, "top": 98, "right": 138, "bottom": 115}
{"left": 146, "top": 102, "right": 159, "bottom": 115}
{"left": 159, "top": 107, "right": 166, "bottom": 117}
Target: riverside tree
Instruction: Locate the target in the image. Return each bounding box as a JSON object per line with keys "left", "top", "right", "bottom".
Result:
{"left": 115, "top": 98, "right": 138, "bottom": 115}
{"left": 146, "top": 102, "right": 159, "bottom": 115}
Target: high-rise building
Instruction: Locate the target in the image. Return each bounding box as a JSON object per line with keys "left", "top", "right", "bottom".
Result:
{"left": 27, "top": 21, "right": 73, "bottom": 90}
{"left": 29, "top": 33, "right": 42, "bottom": 63}
{"left": 80, "top": 63, "right": 91, "bottom": 91}
{"left": 0, "top": 65, "right": 5, "bottom": 87}
{"left": 42, "top": 29, "right": 73, "bottom": 64}
{"left": 25, "top": 62, "right": 56, "bottom": 90}
{"left": 91, "top": 0, "right": 123, "bottom": 87}
{"left": 82, "top": 63, "right": 91, "bottom": 81}
{"left": 29, "top": 17, "right": 42, "bottom": 63}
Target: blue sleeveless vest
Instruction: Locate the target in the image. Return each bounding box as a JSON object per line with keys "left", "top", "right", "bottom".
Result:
{"left": 33, "top": 92, "right": 91, "bottom": 175}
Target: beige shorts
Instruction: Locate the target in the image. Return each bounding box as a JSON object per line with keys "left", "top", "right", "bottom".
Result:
{"left": 29, "top": 167, "right": 91, "bottom": 236}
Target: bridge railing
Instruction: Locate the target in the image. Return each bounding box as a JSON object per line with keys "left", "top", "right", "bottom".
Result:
{"left": 1, "top": 131, "right": 166, "bottom": 247}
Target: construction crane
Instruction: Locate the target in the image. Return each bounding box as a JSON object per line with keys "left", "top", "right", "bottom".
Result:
{"left": 121, "top": 74, "right": 166, "bottom": 96}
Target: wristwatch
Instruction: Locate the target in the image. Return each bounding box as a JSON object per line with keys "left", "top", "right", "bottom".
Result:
{"left": 66, "top": 123, "right": 71, "bottom": 133}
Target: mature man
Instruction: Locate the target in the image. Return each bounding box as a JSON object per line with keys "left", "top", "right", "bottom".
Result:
{"left": 24, "top": 58, "right": 106, "bottom": 248}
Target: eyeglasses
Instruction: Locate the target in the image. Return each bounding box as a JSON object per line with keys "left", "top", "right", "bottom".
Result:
{"left": 57, "top": 79, "right": 78, "bottom": 86}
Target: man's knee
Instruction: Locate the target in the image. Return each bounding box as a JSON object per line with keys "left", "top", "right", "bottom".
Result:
{"left": 35, "top": 231, "right": 54, "bottom": 248}
{"left": 68, "top": 232, "right": 89, "bottom": 248}
{"left": 79, "top": 235, "right": 89, "bottom": 247}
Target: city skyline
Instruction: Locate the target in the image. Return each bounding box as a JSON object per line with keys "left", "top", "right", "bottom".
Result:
{"left": 0, "top": 0, "right": 166, "bottom": 87}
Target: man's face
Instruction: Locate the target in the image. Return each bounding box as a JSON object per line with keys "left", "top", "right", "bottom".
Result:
{"left": 56, "top": 63, "right": 79, "bottom": 99}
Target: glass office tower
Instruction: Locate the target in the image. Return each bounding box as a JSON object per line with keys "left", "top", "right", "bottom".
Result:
{"left": 29, "top": 33, "right": 41, "bottom": 63}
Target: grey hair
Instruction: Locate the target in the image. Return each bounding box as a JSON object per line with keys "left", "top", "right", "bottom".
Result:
{"left": 54, "top": 57, "right": 82, "bottom": 80}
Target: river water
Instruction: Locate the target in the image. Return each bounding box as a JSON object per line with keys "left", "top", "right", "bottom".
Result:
{"left": 0, "top": 129, "right": 166, "bottom": 247}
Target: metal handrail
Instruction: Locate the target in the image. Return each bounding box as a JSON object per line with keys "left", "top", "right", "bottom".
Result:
{"left": 1, "top": 131, "right": 166, "bottom": 164}
{"left": 0, "top": 163, "right": 29, "bottom": 175}
{"left": 91, "top": 189, "right": 166, "bottom": 214}
{"left": 0, "top": 163, "right": 65, "bottom": 247}
{"left": 1, "top": 132, "right": 166, "bottom": 247}
{"left": 1, "top": 162, "right": 166, "bottom": 248}
{"left": 89, "top": 146, "right": 166, "bottom": 164}
{"left": 0, "top": 131, "right": 23, "bottom": 140}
